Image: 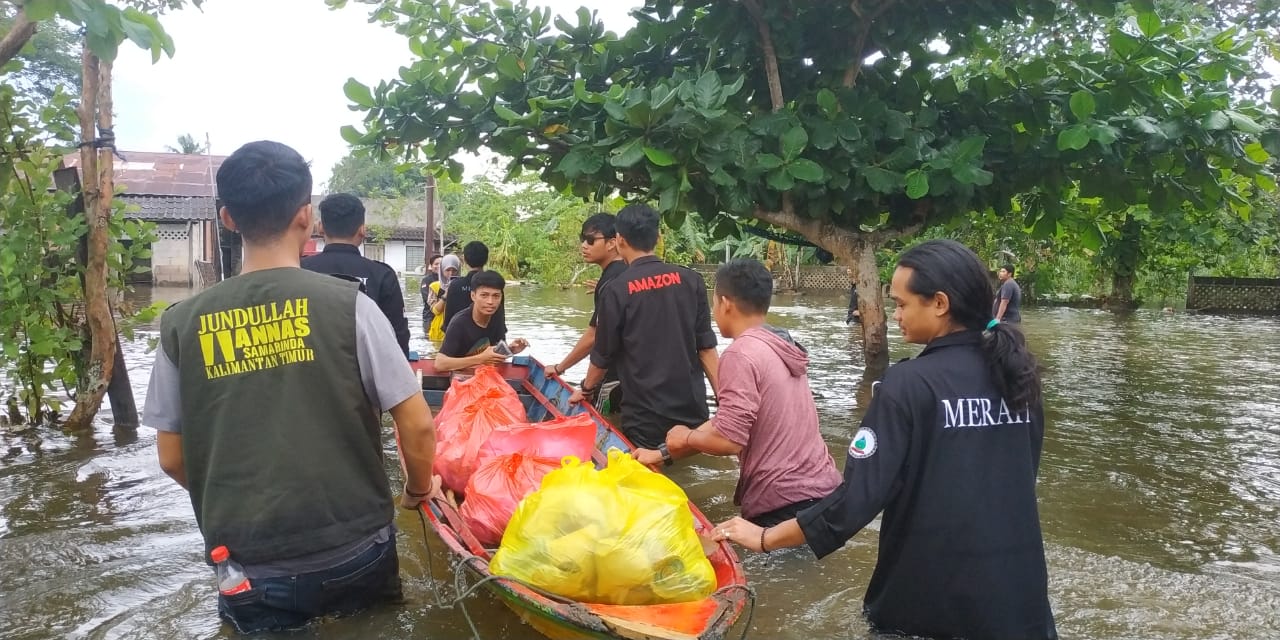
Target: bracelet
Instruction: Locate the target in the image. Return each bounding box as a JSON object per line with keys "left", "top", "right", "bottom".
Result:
{"left": 683, "top": 429, "right": 694, "bottom": 449}
{"left": 405, "top": 488, "right": 430, "bottom": 498}
{"left": 760, "top": 526, "right": 770, "bottom": 553}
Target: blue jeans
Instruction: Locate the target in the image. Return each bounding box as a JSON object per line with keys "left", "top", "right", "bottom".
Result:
{"left": 217, "top": 536, "right": 403, "bottom": 634}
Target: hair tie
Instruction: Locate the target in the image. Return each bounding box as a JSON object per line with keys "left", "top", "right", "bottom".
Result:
{"left": 986, "top": 318, "right": 999, "bottom": 331}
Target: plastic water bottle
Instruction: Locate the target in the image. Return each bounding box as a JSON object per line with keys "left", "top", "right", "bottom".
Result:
{"left": 210, "top": 545, "right": 251, "bottom": 595}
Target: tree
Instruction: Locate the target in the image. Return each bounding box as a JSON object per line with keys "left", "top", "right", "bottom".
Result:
{"left": 339, "top": 0, "right": 1278, "bottom": 370}
{"left": 326, "top": 151, "right": 430, "bottom": 197}
{"left": 164, "top": 132, "right": 207, "bottom": 154}
{"left": 0, "top": 6, "right": 81, "bottom": 101}
{"left": 0, "top": 1, "right": 177, "bottom": 429}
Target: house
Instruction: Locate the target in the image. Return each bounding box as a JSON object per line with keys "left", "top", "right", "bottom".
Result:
{"left": 66, "top": 151, "right": 224, "bottom": 286}
{"left": 67, "top": 151, "right": 454, "bottom": 285}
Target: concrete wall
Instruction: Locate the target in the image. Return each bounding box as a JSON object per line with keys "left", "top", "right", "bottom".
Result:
{"left": 152, "top": 223, "right": 192, "bottom": 286}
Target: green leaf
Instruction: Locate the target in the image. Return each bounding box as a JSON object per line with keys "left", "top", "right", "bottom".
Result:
{"left": 816, "top": 89, "right": 838, "bottom": 116}
{"left": 23, "top": 0, "right": 58, "bottom": 21}
{"left": 787, "top": 159, "right": 825, "bottom": 183}
{"left": 1272, "top": 87, "right": 1280, "bottom": 111}
{"left": 766, "top": 168, "right": 795, "bottom": 191}
{"left": 1088, "top": 124, "right": 1120, "bottom": 145}
{"left": 954, "top": 135, "right": 987, "bottom": 161}
{"left": 609, "top": 138, "right": 645, "bottom": 168}
{"left": 339, "top": 125, "right": 364, "bottom": 145}
{"left": 1201, "top": 111, "right": 1231, "bottom": 130}
{"left": 496, "top": 54, "right": 524, "bottom": 79}
{"left": 1225, "top": 111, "right": 1264, "bottom": 135}
{"left": 1244, "top": 142, "right": 1270, "bottom": 164}
{"left": 1080, "top": 223, "right": 1105, "bottom": 251}
{"left": 952, "top": 164, "right": 994, "bottom": 186}
{"left": 1057, "top": 124, "right": 1091, "bottom": 150}
{"left": 643, "top": 146, "right": 676, "bottom": 166}
{"left": 811, "top": 124, "right": 838, "bottom": 150}
{"left": 1254, "top": 172, "right": 1277, "bottom": 192}
{"left": 343, "top": 78, "right": 375, "bottom": 108}
{"left": 837, "top": 120, "right": 862, "bottom": 141}
{"left": 780, "top": 126, "right": 808, "bottom": 160}
{"left": 905, "top": 170, "right": 929, "bottom": 199}
{"left": 694, "top": 71, "right": 722, "bottom": 108}
{"left": 755, "top": 153, "right": 784, "bottom": 170}
{"left": 1069, "top": 90, "right": 1096, "bottom": 121}
{"left": 558, "top": 147, "right": 603, "bottom": 178}
{"left": 492, "top": 102, "right": 521, "bottom": 122}
{"left": 863, "top": 167, "right": 903, "bottom": 193}
{"left": 603, "top": 100, "right": 627, "bottom": 121}
{"left": 1109, "top": 29, "right": 1143, "bottom": 57}
{"left": 1136, "top": 12, "right": 1161, "bottom": 38}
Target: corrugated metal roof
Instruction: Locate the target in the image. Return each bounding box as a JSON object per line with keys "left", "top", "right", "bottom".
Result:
{"left": 66, "top": 151, "right": 226, "bottom": 197}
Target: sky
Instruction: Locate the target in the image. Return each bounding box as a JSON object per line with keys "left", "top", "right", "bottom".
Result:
{"left": 112, "top": 0, "right": 639, "bottom": 190}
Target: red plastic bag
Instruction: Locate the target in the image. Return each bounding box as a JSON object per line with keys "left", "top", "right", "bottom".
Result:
{"left": 459, "top": 453, "right": 561, "bottom": 546}
{"left": 435, "top": 400, "right": 525, "bottom": 492}
{"left": 437, "top": 366, "right": 523, "bottom": 428}
{"left": 479, "top": 413, "right": 598, "bottom": 464}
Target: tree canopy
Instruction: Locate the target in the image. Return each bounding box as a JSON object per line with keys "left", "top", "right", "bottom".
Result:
{"left": 340, "top": 0, "right": 1278, "bottom": 367}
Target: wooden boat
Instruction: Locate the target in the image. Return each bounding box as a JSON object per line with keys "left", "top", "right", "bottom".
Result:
{"left": 407, "top": 354, "right": 752, "bottom": 640}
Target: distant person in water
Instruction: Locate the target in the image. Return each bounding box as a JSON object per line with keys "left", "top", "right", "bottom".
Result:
{"left": 425, "top": 255, "right": 462, "bottom": 343}
{"left": 712, "top": 239, "right": 1056, "bottom": 640}
{"left": 664, "top": 259, "right": 841, "bottom": 526}
{"left": 435, "top": 270, "right": 528, "bottom": 372}
{"left": 420, "top": 253, "right": 442, "bottom": 334}
{"left": 846, "top": 268, "right": 861, "bottom": 324}
{"left": 993, "top": 263, "right": 1022, "bottom": 323}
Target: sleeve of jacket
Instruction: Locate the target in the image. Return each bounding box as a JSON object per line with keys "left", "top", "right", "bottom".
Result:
{"left": 589, "top": 282, "right": 624, "bottom": 370}
{"left": 796, "top": 378, "right": 913, "bottom": 558}
{"left": 378, "top": 266, "right": 410, "bottom": 357}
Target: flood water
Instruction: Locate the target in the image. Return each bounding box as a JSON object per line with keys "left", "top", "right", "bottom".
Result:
{"left": 2, "top": 282, "right": 1278, "bottom": 639}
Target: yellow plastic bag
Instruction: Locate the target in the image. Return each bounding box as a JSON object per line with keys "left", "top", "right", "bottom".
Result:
{"left": 489, "top": 450, "right": 716, "bottom": 605}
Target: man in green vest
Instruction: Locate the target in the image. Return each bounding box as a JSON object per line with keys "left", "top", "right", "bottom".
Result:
{"left": 142, "top": 140, "right": 439, "bottom": 634}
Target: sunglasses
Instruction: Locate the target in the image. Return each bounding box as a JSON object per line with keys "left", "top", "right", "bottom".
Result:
{"left": 580, "top": 234, "right": 614, "bottom": 244}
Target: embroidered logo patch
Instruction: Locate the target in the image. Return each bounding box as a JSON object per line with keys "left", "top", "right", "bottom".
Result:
{"left": 848, "top": 427, "right": 877, "bottom": 459}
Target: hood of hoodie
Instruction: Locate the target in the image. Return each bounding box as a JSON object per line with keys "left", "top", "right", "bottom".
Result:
{"left": 738, "top": 325, "right": 809, "bottom": 377}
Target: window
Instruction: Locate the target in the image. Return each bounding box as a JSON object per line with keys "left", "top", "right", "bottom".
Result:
{"left": 405, "top": 243, "right": 425, "bottom": 273}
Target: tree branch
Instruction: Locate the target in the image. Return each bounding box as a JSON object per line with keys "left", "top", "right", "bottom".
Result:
{"left": 0, "top": 11, "right": 36, "bottom": 69}
{"left": 843, "top": 0, "right": 901, "bottom": 88}
{"left": 741, "top": 0, "right": 784, "bottom": 112}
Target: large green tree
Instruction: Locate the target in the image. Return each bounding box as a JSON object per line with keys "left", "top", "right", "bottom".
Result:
{"left": 326, "top": 151, "right": 431, "bottom": 197}
{"left": 338, "top": 0, "right": 1277, "bottom": 370}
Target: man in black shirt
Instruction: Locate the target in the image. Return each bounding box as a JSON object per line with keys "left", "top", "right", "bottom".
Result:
{"left": 301, "top": 193, "right": 410, "bottom": 356}
{"left": 575, "top": 204, "right": 718, "bottom": 460}
{"left": 442, "top": 241, "right": 507, "bottom": 333}
{"left": 549, "top": 213, "right": 627, "bottom": 381}
{"left": 435, "top": 270, "right": 527, "bottom": 372}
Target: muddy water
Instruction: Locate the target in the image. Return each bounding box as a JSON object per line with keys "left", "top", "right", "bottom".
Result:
{"left": 1, "top": 283, "right": 1278, "bottom": 639}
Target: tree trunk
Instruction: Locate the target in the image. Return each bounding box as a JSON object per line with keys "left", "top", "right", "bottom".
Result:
{"left": 65, "top": 49, "right": 117, "bottom": 432}
{"left": 850, "top": 236, "right": 889, "bottom": 377}
{"left": 1105, "top": 217, "right": 1141, "bottom": 312}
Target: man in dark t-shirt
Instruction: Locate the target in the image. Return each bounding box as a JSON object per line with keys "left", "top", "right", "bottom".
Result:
{"left": 436, "top": 270, "right": 528, "bottom": 372}
{"left": 550, "top": 213, "right": 627, "bottom": 381}
{"left": 993, "top": 263, "right": 1023, "bottom": 323}
{"left": 442, "top": 241, "right": 507, "bottom": 333}
{"left": 574, "top": 204, "right": 719, "bottom": 461}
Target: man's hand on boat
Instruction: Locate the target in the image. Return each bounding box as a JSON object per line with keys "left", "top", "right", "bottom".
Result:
{"left": 508, "top": 337, "right": 529, "bottom": 354}
{"left": 400, "top": 474, "right": 444, "bottom": 509}
{"left": 630, "top": 448, "right": 665, "bottom": 471}
{"left": 477, "top": 346, "right": 510, "bottom": 366}
{"left": 711, "top": 516, "right": 765, "bottom": 552}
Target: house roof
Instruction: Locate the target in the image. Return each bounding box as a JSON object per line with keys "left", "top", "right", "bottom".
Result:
{"left": 119, "top": 194, "right": 218, "bottom": 221}
{"left": 65, "top": 151, "right": 226, "bottom": 196}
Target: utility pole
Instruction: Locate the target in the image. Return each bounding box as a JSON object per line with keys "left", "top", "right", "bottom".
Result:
{"left": 424, "top": 174, "right": 436, "bottom": 272}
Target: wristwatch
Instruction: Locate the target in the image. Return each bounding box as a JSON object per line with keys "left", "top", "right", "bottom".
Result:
{"left": 657, "top": 443, "right": 674, "bottom": 467}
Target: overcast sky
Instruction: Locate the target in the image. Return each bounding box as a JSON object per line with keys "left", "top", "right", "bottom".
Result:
{"left": 112, "top": 0, "right": 638, "bottom": 189}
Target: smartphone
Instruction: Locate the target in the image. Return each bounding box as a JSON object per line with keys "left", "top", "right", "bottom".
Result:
{"left": 492, "top": 340, "right": 513, "bottom": 357}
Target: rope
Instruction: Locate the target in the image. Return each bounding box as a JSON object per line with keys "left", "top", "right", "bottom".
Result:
{"left": 416, "top": 507, "right": 449, "bottom": 607}
{"left": 714, "top": 583, "right": 758, "bottom": 640}
{"left": 77, "top": 127, "right": 127, "bottom": 162}
{"left": 737, "top": 222, "right": 817, "bottom": 248}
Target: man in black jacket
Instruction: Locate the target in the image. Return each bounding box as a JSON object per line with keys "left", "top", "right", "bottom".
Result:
{"left": 302, "top": 193, "right": 410, "bottom": 356}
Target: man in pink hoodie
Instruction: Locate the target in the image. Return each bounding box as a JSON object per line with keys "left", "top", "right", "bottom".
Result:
{"left": 666, "top": 259, "right": 842, "bottom": 528}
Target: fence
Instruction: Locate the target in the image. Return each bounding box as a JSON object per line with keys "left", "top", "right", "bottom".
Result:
{"left": 1186, "top": 276, "right": 1280, "bottom": 314}
{"left": 690, "top": 263, "right": 852, "bottom": 291}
